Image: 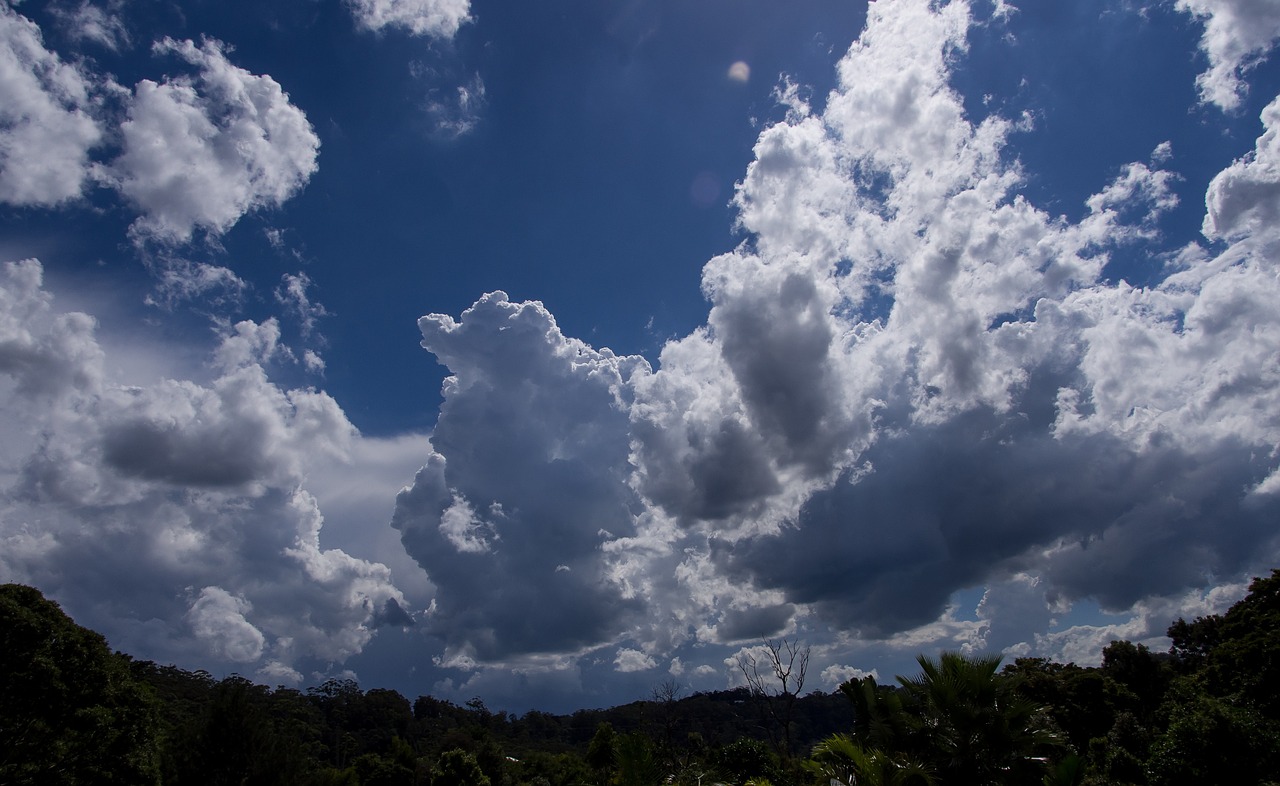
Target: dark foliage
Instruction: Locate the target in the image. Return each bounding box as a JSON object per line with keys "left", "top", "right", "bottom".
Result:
{"left": 7, "top": 573, "right": 1280, "bottom": 785}
{"left": 0, "top": 583, "right": 161, "bottom": 785}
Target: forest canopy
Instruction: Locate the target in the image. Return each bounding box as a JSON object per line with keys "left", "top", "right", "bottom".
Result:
{"left": 4, "top": 572, "right": 1280, "bottom": 785}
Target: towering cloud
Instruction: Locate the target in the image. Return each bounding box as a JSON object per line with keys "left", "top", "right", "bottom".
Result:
{"left": 393, "top": 293, "right": 649, "bottom": 663}
{"left": 397, "top": 0, "right": 1280, "bottom": 680}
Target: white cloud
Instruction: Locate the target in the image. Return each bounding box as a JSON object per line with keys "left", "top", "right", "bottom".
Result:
{"left": 53, "top": 1, "right": 130, "bottom": 51}
{"left": 1203, "top": 94, "right": 1280, "bottom": 240}
{"left": 0, "top": 3, "right": 102, "bottom": 205}
{"left": 438, "top": 494, "right": 497, "bottom": 554}
{"left": 275, "top": 272, "right": 329, "bottom": 336}
{"left": 1032, "top": 581, "right": 1247, "bottom": 667}
{"left": 188, "top": 586, "right": 265, "bottom": 662}
{"left": 107, "top": 38, "right": 320, "bottom": 244}
{"left": 820, "top": 664, "right": 878, "bottom": 688}
{"left": 423, "top": 73, "right": 485, "bottom": 140}
{"left": 395, "top": 0, "right": 1280, "bottom": 681}
{"left": 0, "top": 259, "right": 404, "bottom": 678}
{"left": 303, "top": 349, "right": 326, "bottom": 374}
{"left": 0, "top": 259, "right": 103, "bottom": 398}
{"left": 144, "top": 259, "right": 248, "bottom": 310}
{"left": 258, "top": 659, "right": 304, "bottom": 685}
{"left": 1176, "top": 0, "right": 1280, "bottom": 110}
{"left": 347, "top": 0, "right": 470, "bottom": 38}
{"left": 614, "top": 647, "right": 657, "bottom": 673}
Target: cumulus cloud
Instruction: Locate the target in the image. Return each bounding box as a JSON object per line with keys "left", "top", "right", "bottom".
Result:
{"left": 347, "top": 0, "right": 470, "bottom": 38}
{"left": 0, "top": 3, "right": 102, "bottom": 205}
{"left": 1203, "top": 94, "right": 1280, "bottom": 240}
{"left": 188, "top": 586, "right": 266, "bottom": 662}
{"left": 107, "top": 37, "right": 320, "bottom": 244}
{"left": 396, "top": 0, "right": 1280, "bottom": 685}
{"left": 1176, "top": 0, "right": 1280, "bottom": 111}
{"left": 820, "top": 664, "right": 877, "bottom": 688}
{"left": 614, "top": 647, "right": 657, "bottom": 673}
{"left": 0, "top": 259, "right": 404, "bottom": 678}
{"left": 0, "top": 9, "right": 319, "bottom": 249}
{"left": 6, "top": 0, "right": 1271, "bottom": 706}
{"left": 392, "top": 292, "right": 650, "bottom": 662}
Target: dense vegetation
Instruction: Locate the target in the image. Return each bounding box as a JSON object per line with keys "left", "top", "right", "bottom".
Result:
{"left": 4, "top": 572, "right": 1280, "bottom": 785}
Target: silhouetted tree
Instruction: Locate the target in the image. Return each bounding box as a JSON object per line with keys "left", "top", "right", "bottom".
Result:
{"left": 897, "top": 652, "right": 1062, "bottom": 784}
{"left": 737, "top": 637, "right": 810, "bottom": 759}
{"left": 0, "top": 583, "right": 161, "bottom": 785}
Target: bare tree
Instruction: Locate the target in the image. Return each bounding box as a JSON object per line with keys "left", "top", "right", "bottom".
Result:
{"left": 649, "top": 678, "right": 685, "bottom": 770}
{"left": 650, "top": 677, "right": 684, "bottom": 705}
{"left": 736, "top": 637, "right": 810, "bottom": 759}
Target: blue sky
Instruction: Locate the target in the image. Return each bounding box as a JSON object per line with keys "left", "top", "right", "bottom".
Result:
{"left": 3, "top": 0, "right": 1280, "bottom": 713}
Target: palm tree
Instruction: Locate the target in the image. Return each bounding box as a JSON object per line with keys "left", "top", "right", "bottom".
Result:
{"left": 896, "top": 652, "right": 1062, "bottom": 785}
{"left": 805, "top": 733, "right": 933, "bottom": 786}
{"left": 841, "top": 675, "right": 921, "bottom": 754}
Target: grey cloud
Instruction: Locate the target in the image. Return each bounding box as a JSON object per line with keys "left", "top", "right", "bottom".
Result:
{"left": 631, "top": 410, "right": 781, "bottom": 523}
{"left": 713, "top": 603, "right": 796, "bottom": 644}
{"left": 102, "top": 414, "right": 271, "bottom": 487}
{"left": 715, "top": 408, "right": 1279, "bottom": 637}
{"left": 393, "top": 293, "right": 648, "bottom": 661}
{"left": 373, "top": 597, "right": 415, "bottom": 627}
{"left": 0, "top": 260, "right": 104, "bottom": 405}
{"left": 0, "top": 260, "right": 403, "bottom": 680}
{"left": 711, "top": 266, "right": 860, "bottom": 473}
{"left": 395, "top": 0, "right": 1280, "bottom": 680}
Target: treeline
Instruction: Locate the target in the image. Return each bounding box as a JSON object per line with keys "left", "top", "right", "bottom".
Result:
{"left": 3, "top": 571, "right": 1280, "bottom": 785}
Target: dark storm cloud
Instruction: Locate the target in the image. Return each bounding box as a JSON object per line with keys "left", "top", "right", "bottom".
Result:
{"left": 373, "top": 597, "right": 415, "bottom": 627}
{"left": 716, "top": 408, "right": 1280, "bottom": 636}
{"left": 714, "top": 603, "right": 796, "bottom": 643}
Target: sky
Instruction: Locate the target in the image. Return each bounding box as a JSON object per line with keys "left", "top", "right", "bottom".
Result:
{"left": 2, "top": 0, "right": 1280, "bottom": 714}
